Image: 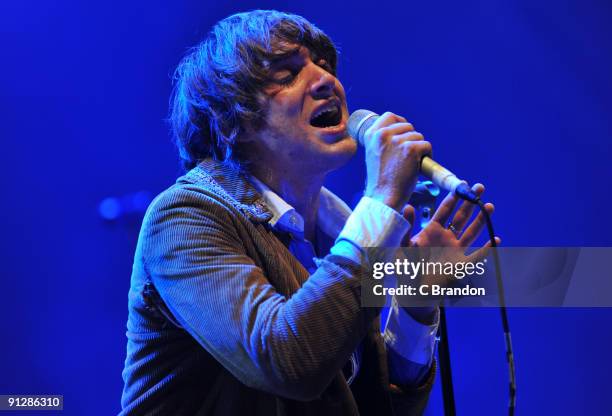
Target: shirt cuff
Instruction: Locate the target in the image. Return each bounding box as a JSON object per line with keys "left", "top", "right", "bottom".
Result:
{"left": 382, "top": 296, "right": 439, "bottom": 365}
{"left": 336, "top": 196, "right": 410, "bottom": 249}
{"left": 328, "top": 239, "right": 365, "bottom": 265}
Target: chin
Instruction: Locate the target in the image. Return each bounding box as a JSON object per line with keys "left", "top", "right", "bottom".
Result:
{"left": 321, "top": 135, "right": 358, "bottom": 172}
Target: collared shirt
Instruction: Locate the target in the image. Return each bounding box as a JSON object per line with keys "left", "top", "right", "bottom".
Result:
{"left": 249, "top": 176, "right": 438, "bottom": 386}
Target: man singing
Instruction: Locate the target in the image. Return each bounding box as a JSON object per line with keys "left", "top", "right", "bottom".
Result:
{"left": 121, "top": 10, "right": 494, "bottom": 415}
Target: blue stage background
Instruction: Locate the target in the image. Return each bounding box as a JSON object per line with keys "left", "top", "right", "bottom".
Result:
{"left": 1, "top": 0, "right": 611, "bottom": 414}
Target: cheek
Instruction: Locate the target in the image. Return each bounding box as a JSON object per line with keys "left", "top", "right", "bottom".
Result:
{"left": 334, "top": 81, "right": 349, "bottom": 113}
{"left": 267, "top": 102, "right": 297, "bottom": 125}
{"left": 335, "top": 78, "right": 345, "bottom": 93}
{"left": 334, "top": 78, "right": 347, "bottom": 96}
{"left": 269, "top": 81, "right": 308, "bottom": 115}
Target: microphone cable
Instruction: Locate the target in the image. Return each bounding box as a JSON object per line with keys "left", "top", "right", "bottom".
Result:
{"left": 474, "top": 197, "right": 516, "bottom": 416}
{"left": 348, "top": 108, "right": 516, "bottom": 413}
{"left": 436, "top": 195, "right": 516, "bottom": 416}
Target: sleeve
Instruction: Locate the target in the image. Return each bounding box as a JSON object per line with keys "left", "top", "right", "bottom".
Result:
{"left": 331, "top": 196, "right": 411, "bottom": 263}
{"left": 139, "top": 187, "right": 379, "bottom": 401}
{"left": 383, "top": 297, "right": 439, "bottom": 387}
{"left": 331, "top": 196, "right": 438, "bottom": 387}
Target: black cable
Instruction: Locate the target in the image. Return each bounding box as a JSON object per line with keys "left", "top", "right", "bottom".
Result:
{"left": 476, "top": 198, "right": 516, "bottom": 416}
{"left": 433, "top": 183, "right": 516, "bottom": 415}
{"left": 438, "top": 307, "right": 456, "bottom": 416}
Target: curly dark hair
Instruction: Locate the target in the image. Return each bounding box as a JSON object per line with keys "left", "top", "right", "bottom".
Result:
{"left": 169, "top": 10, "right": 338, "bottom": 171}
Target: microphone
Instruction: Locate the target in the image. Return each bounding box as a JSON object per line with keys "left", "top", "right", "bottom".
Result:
{"left": 348, "top": 109, "right": 479, "bottom": 202}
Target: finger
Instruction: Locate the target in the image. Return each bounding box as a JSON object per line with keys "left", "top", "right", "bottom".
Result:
{"left": 449, "top": 184, "right": 485, "bottom": 233}
{"left": 431, "top": 191, "right": 460, "bottom": 225}
{"left": 466, "top": 236, "right": 501, "bottom": 263}
{"left": 370, "top": 112, "right": 408, "bottom": 130}
{"left": 375, "top": 123, "right": 416, "bottom": 139}
{"left": 379, "top": 111, "right": 407, "bottom": 124}
{"left": 401, "top": 204, "right": 416, "bottom": 246}
{"left": 404, "top": 141, "right": 433, "bottom": 164}
{"left": 459, "top": 202, "right": 495, "bottom": 247}
{"left": 391, "top": 131, "right": 424, "bottom": 144}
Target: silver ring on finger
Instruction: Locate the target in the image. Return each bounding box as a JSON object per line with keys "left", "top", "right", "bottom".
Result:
{"left": 448, "top": 223, "right": 461, "bottom": 238}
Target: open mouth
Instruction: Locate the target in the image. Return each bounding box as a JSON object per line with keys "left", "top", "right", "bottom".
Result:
{"left": 310, "top": 102, "right": 342, "bottom": 128}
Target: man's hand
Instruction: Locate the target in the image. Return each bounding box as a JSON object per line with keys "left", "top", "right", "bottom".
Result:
{"left": 402, "top": 183, "right": 500, "bottom": 252}
{"left": 399, "top": 184, "right": 500, "bottom": 318}
{"left": 363, "top": 112, "right": 432, "bottom": 212}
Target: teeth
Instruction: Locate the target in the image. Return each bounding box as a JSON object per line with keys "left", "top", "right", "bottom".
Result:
{"left": 312, "top": 103, "right": 338, "bottom": 120}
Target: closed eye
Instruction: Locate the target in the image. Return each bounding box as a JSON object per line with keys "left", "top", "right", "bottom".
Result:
{"left": 272, "top": 65, "right": 302, "bottom": 85}
{"left": 267, "top": 47, "right": 334, "bottom": 86}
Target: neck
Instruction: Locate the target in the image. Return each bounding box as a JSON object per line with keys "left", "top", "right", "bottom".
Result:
{"left": 251, "top": 166, "right": 324, "bottom": 242}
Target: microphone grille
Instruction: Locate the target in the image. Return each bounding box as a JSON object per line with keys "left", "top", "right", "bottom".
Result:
{"left": 348, "top": 109, "right": 378, "bottom": 146}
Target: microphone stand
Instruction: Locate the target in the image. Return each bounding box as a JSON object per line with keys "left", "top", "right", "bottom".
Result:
{"left": 438, "top": 307, "right": 456, "bottom": 416}
{"left": 410, "top": 182, "right": 457, "bottom": 415}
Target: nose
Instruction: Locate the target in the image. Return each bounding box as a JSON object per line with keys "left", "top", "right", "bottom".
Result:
{"left": 309, "top": 65, "right": 335, "bottom": 98}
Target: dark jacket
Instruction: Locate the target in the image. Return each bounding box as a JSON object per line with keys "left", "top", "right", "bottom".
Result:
{"left": 120, "top": 159, "right": 435, "bottom": 415}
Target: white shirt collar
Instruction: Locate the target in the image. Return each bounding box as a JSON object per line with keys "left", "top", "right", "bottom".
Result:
{"left": 248, "top": 175, "right": 352, "bottom": 239}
